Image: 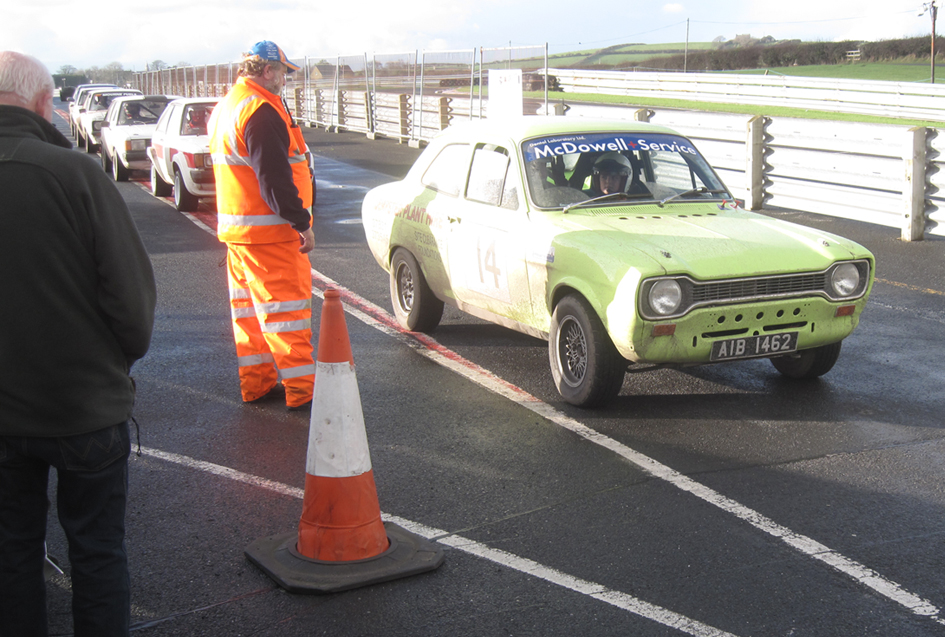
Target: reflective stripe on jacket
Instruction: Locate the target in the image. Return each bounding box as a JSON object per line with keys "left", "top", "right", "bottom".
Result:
{"left": 209, "top": 77, "right": 313, "bottom": 244}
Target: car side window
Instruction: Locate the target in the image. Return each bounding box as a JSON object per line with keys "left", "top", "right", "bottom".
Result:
{"left": 155, "top": 105, "right": 177, "bottom": 135}
{"left": 104, "top": 102, "right": 119, "bottom": 124}
{"left": 421, "top": 143, "right": 469, "bottom": 197}
{"left": 465, "top": 144, "right": 518, "bottom": 210}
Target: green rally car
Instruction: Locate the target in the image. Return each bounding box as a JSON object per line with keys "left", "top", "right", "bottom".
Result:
{"left": 361, "top": 117, "right": 874, "bottom": 407}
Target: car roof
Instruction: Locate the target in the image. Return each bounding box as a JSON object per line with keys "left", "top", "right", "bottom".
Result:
{"left": 111, "top": 94, "right": 169, "bottom": 103}
{"left": 436, "top": 116, "right": 680, "bottom": 143}
{"left": 166, "top": 97, "right": 220, "bottom": 106}
{"left": 89, "top": 88, "right": 141, "bottom": 96}
{"left": 74, "top": 83, "right": 118, "bottom": 92}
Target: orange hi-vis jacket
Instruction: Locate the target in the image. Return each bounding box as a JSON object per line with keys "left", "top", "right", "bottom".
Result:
{"left": 209, "top": 76, "right": 313, "bottom": 244}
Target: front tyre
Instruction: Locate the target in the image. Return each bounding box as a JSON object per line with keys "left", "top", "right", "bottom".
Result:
{"left": 770, "top": 342, "right": 842, "bottom": 379}
{"left": 389, "top": 248, "right": 443, "bottom": 333}
{"left": 151, "top": 164, "right": 172, "bottom": 197}
{"left": 112, "top": 153, "right": 129, "bottom": 181}
{"left": 549, "top": 294, "right": 625, "bottom": 407}
{"left": 173, "top": 169, "right": 200, "bottom": 212}
{"left": 101, "top": 148, "right": 112, "bottom": 174}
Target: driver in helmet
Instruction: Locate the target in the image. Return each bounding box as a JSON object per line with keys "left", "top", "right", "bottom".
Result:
{"left": 588, "top": 152, "right": 632, "bottom": 197}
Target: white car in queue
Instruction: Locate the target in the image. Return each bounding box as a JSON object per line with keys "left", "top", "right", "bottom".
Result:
{"left": 99, "top": 95, "right": 171, "bottom": 182}
{"left": 68, "top": 83, "right": 116, "bottom": 138}
{"left": 75, "top": 88, "right": 142, "bottom": 153}
{"left": 148, "top": 97, "right": 218, "bottom": 212}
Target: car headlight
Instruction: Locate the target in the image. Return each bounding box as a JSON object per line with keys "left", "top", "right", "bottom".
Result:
{"left": 193, "top": 153, "right": 210, "bottom": 168}
{"left": 830, "top": 262, "right": 861, "bottom": 298}
{"left": 125, "top": 139, "right": 149, "bottom": 152}
{"left": 648, "top": 279, "right": 683, "bottom": 316}
{"left": 92, "top": 121, "right": 103, "bottom": 132}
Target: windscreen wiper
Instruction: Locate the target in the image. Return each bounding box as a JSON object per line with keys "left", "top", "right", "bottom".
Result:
{"left": 562, "top": 192, "right": 647, "bottom": 214}
{"left": 657, "top": 187, "right": 728, "bottom": 207}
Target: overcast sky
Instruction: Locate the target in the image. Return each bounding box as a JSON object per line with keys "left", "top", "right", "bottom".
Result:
{"left": 5, "top": 0, "right": 936, "bottom": 73}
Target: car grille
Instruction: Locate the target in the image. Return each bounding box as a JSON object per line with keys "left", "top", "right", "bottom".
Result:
{"left": 690, "top": 273, "right": 828, "bottom": 304}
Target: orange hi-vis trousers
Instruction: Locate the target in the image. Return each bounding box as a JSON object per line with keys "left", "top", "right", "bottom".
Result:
{"left": 226, "top": 241, "right": 315, "bottom": 407}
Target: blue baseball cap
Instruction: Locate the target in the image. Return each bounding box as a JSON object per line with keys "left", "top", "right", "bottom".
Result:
{"left": 246, "top": 40, "right": 300, "bottom": 73}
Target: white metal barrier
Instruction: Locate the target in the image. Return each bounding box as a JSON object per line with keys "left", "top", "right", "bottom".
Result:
{"left": 550, "top": 68, "right": 945, "bottom": 123}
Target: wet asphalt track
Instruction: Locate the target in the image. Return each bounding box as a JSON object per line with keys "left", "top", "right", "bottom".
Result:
{"left": 40, "top": 101, "right": 945, "bottom": 636}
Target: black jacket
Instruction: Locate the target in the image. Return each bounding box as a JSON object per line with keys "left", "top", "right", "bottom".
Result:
{"left": 0, "top": 105, "right": 156, "bottom": 437}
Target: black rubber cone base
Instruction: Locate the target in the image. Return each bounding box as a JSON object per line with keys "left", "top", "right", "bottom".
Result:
{"left": 245, "top": 522, "right": 445, "bottom": 594}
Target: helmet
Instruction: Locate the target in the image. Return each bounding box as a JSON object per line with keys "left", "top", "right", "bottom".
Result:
{"left": 593, "top": 152, "right": 632, "bottom": 176}
{"left": 592, "top": 152, "right": 632, "bottom": 193}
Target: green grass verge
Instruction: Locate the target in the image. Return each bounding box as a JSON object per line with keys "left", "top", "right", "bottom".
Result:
{"left": 526, "top": 91, "right": 942, "bottom": 127}
{"left": 726, "top": 62, "right": 940, "bottom": 83}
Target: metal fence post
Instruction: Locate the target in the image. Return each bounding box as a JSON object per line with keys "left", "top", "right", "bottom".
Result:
{"left": 399, "top": 93, "right": 410, "bottom": 140}
{"left": 903, "top": 127, "right": 929, "bottom": 241}
{"left": 438, "top": 97, "right": 452, "bottom": 129}
{"left": 746, "top": 115, "right": 767, "bottom": 211}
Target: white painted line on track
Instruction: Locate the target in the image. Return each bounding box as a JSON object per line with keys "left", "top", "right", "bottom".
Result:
{"left": 306, "top": 272, "right": 945, "bottom": 627}
{"left": 149, "top": 158, "right": 945, "bottom": 629}
{"left": 138, "top": 446, "right": 737, "bottom": 637}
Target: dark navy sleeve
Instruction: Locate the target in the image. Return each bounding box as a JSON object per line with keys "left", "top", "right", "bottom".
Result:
{"left": 243, "top": 103, "right": 311, "bottom": 232}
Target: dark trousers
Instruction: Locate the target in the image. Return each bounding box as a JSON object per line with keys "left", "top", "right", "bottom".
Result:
{"left": 0, "top": 421, "right": 131, "bottom": 637}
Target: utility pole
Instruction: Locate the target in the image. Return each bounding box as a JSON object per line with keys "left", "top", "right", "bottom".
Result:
{"left": 684, "top": 19, "right": 690, "bottom": 73}
{"left": 921, "top": 1, "right": 938, "bottom": 83}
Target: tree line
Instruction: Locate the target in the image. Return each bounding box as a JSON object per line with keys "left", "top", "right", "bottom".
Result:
{"left": 54, "top": 60, "right": 183, "bottom": 89}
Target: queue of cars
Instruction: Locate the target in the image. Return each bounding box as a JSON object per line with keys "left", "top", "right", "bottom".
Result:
{"left": 64, "top": 84, "right": 216, "bottom": 212}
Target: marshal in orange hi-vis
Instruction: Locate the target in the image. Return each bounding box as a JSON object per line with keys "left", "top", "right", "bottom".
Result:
{"left": 245, "top": 289, "right": 444, "bottom": 594}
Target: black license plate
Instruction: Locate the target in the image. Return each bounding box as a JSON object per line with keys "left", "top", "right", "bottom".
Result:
{"left": 710, "top": 332, "right": 798, "bottom": 361}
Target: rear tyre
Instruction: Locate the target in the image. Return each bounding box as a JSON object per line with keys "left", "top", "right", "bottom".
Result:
{"left": 770, "top": 342, "right": 842, "bottom": 379}
{"left": 549, "top": 294, "right": 625, "bottom": 407}
{"left": 389, "top": 248, "right": 443, "bottom": 333}
{"left": 173, "top": 169, "right": 199, "bottom": 212}
{"left": 151, "top": 164, "right": 172, "bottom": 197}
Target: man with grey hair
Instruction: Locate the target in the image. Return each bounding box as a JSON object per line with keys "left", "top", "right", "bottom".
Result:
{"left": 0, "top": 51, "right": 156, "bottom": 636}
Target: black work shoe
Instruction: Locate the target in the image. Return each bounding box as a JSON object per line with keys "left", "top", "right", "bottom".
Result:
{"left": 286, "top": 400, "right": 312, "bottom": 412}
{"left": 245, "top": 384, "right": 283, "bottom": 404}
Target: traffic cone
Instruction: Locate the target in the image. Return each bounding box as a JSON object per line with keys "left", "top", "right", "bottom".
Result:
{"left": 245, "top": 289, "right": 444, "bottom": 594}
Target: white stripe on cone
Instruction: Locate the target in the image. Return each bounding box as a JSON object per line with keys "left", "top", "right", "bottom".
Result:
{"left": 306, "top": 360, "right": 372, "bottom": 478}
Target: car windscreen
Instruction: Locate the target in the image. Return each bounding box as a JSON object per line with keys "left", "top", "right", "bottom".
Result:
{"left": 89, "top": 92, "right": 139, "bottom": 112}
{"left": 118, "top": 99, "right": 169, "bottom": 125}
{"left": 521, "top": 132, "right": 729, "bottom": 209}
{"left": 180, "top": 104, "right": 213, "bottom": 136}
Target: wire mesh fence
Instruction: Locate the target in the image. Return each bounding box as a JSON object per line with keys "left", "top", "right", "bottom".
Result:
{"left": 131, "top": 45, "right": 550, "bottom": 144}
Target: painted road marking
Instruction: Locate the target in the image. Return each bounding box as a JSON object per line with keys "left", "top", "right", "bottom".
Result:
{"left": 142, "top": 154, "right": 945, "bottom": 628}
{"left": 139, "top": 447, "right": 737, "bottom": 637}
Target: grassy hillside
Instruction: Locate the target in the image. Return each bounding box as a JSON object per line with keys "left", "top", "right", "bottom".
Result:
{"left": 549, "top": 42, "right": 716, "bottom": 70}
{"left": 546, "top": 37, "right": 942, "bottom": 83}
